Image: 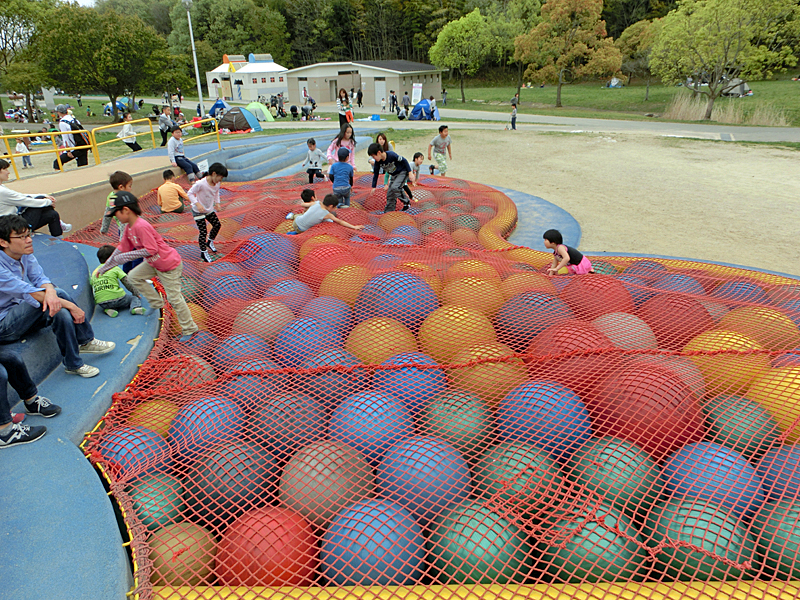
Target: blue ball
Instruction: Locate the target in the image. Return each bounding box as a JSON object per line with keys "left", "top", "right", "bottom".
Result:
{"left": 273, "top": 318, "right": 342, "bottom": 368}
{"left": 623, "top": 260, "right": 668, "bottom": 278}
{"left": 366, "top": 254, "right": 402, "bottom": 270}
{"left": 213, "top": 334, "right": 271, "bottom": 369}
{"left": 301, "top": 348, "right": 369, "bottom": 410}
{"left": 299, "top": 296, "right": 353, "bottom": 334}
{"left": 176, "top": 330, "right": 218, "bottom": 357}
{"left": 251, "top": 261, "right": 295, "bottom": 290}
{"left": 712, "top": 280, "right": 770, "bottom": 304}
{"left": 168, "top": 397, "right": 243, "bottom": 462}
{"left": 497, "top": 381, "right": 593, "bottom": 461}
{"left": 176, "top": 244, "right": 202, "bottom": 263}
{"left": 204, "top": 274, "right": 255, "bottom": 306}
{"left": 494, "top": 292, "right": 573, "bottom": 352}
{"left": 236, "top": 226, "right": 266, "bottom": 238}
{"left": 773, "top": 348, "right": 800, "bottom": 367}
{"left": 330, "top": 391, "right": 415, "bottom": 465}
{"left": 361, "top": 224, "right": 387, "bottom": 240}
{"left": 382, "top": 236, "right": 414, "bottom": 246}
{"left": 616, "top": 275, "right": 655, "bottom": 307}
{"left": 98, "top": 426, "right": 171, "bottom": 478}
{"left": 249, "top": 392, "right": 326, "bottom": 461}
{"left": 661, "top": 441, "right": 766, "bottom": 518}
{"left": 353, "top": 272, "right": 439, "bottom": 331}
{"left": 200, "top": 261, "right": 245, "bottom": 286}
{"left": 218, "top": 358, "right": 281, "bottom": 411}
{"left": 265, "top": 279, "right": 314, "bottom": 313}
{"left": 651, "top": 273, "right": 705, "bottom": 295}
{"left": 373, "top": 352, "right": 446, "bottom": 416}
{"left": 322, "top": 499, "right": 425, "bottom": 585}
{"left": 779, "top": 300, "right": 800, "bottom": 328}
{"left": 392, "top": 226, "right": 423, "bottom": 244}
{"left": 757, "top": 445, "right": 800, "bottom": 501}
{"left": 377, "top": 436, "right": 471, "bottom": 525}
{"left": 236, "top": 232, "right": 297, "bottom": 268}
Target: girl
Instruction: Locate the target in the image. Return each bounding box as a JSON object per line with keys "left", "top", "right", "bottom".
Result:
{"left": 543, "top": 229, "right": 594, "bottom": 275}
{"left": 336, "top": 88, "right": 352, "bottom": 128}
{"left": 326, "top": 124, "right": 356, "bottom": 177}
{"left": 116, "top": 112, "right": 142, "bottom": 152}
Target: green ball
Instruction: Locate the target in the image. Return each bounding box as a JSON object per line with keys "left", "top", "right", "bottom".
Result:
{"left": 126, "top": 473, "right": 184, "bottom": 532}
{"left": 418, "top": 390, "right": 493, "bottom": 461}
{"left": 474, "top": 441, "right": 563, "bottom": 521}
{"left": 645, "top": 499, "right": 756, "bottom": 581}
{"left": 591, "top": 260, "right": 618, "bottom": 275}
{"left": 537, "top": 505, "right": 647, "bottom": 583}
{"left": 752, "top": 500, "right": 800, "bottom": 579}
{"left": 702, "top": 394, "right": 780, "bottom": 460}
{"left": 565, "top": 437, "right": 663, "bottom": 520}
{"left": 181, "top": 277, "right": 202, "bottom": 305}
{"left": 452, "top": 214, "right": 481, "bottom": 231}
{"left": 428, "top": 501, "right": 534, "bottom": 583}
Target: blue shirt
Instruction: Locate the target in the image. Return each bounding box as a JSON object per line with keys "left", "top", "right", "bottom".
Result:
{"left": 329, "top": 161, "right": 354, "bottom": 189}
{"left": 0, "top": 250, "right": 51, "bottom": 321}
{"left": 371, "top": 151, "right": 410, "bottom": 188}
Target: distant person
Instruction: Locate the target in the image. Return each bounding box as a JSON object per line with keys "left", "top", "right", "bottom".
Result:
{"left": 368, "top": 142, "right": 411, "bottom": 213}
{"left": 188, "top": 162, "right": 228, "bottom": 263}
{"left": 285, "top": 190, "right": 364, "bottom": 234}
{"left": 302, "top": 86, "right": 309, "bottom": 105}
{"left": 91, "top": 245, "right": 146, "bottom": 318}
{"left": 329, "top": 148, "right": 354, "bottom": 208}
{"left": 409, "top": 152, "right": 424, "bottom": 188}
{"left": 428, "top": 125, "right": 452, "bottom": 176}
{"left": 336, "top": 88, "right": 352, "bottom": 127}
{"left": 302, "top": 138, "right": 326, "bottom": 184}
{"left": 0, "top": 159, "right": 70, "bottom": 236}
{"left": 543, "top": 229, "right": 595, "bottom": 275}
{"left": 167, "top": 127, "right": 201, "bottom": 182}
{"left": 15, "top": 138, "right": 32, "bottom": 169}
{"left": 429, "top": 95, "right": 437, "bottom": 113}
{"left": 117, "top": 112, "right": 142, "bottom": 152}
{"left": 326, "top": 124, "right": 356, "bottom": 176}
{"left": 402, "top": 91, "right": 411, "bottom": 115}
{"left": 511, "top": 92, "right": 519, "bottom": 106}
{"left": 76, "top": 93, "right": 82, "bottom": 107}
{"left": 52, "top": 104, "right": 89, "bottom": 170}
{"left": 176, "top": 87, "right": 182, "bottom": 103}
{"left": 157, "top": 170, "right": 188, "bottom": 214}
{"left": 442, "top": 89, "right": 447, "bottom": 105}
{"left": 381, "top": 98, "right": 386, "bottom": 112}
{"left": 356, "top": 89, "right": 363, "bottom": 108}
{"left": 510, "top": 104, "right": 517, "bottom": 131}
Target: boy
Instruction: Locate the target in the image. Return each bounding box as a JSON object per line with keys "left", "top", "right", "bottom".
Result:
{"left": 381, "top": 98, "right": 386, "bottom": 112}
{"left": 428, "top": 125, "right": 452, "bottom": 176}
{"left": 15, "top": 138, "right": 32, "bottom": 169}
{"left": 510, "top": 104, "right": 517, "bottom": 131}
{"left": 167, "top": 127, "right": 201, "bottom": 182}
{"left": 409, "top": 152, "right": 424, "bottom": 189}
{"left": 157, "top": 169, "right": 188, "bottom": 214}
{"left": 368, "top": 143, "right": 411, "bottom": 213}
{"left": 302, "top": 138, "right": 326, "bottom": 185}
{"left": 101, "top": 171, "right": 132, "bottom": 235}
{"left": 188, "top": 162, "right": 228, "bottom": 263}
{"left": 98, "top": 191, "right": 199, "bottom": 341}
{"left": 286, "top": 190, "right": 365, "bottom": 234}
{"left": 329, "top": 147, "right": 354, "bottom": 208}
{"left": 91, "top": 245, "right": 146, "bottom": 317}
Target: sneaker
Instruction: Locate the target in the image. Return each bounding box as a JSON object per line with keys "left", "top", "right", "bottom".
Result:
{"left": 178, "top": 332, "right": 198, "bottom": 343}
{"left": 201, "top": 250, "right": 212, "bottom": 263}
{"left": 65, "top": 364, "right": 100, "bottom": 378}
{"left": 131, "top": 307, "right": 146, "bottom": 315}
{"left": 24, "top": 396, "right": 61, "bottom": 419}
{"left": 285, "top": 212, "right": 294, "bottom": 220}
{"left": 104, "top": 308, "right": 119, "bottom": 318}
{"left": 206, "top": 239, "right": 217, "bottom": 253}
{"left": 401, "top": 202, "right": 410, "bottom": 212}
{"left": 60, "top": 221, "right": 73, "bottom": 233}
{"left": 79, "top": 339, "right": 115, "bottom": 354}
{"left": 0, "top": 423, "right": 47, "bottom": 449}
{"left": 429, "top": 165, "right": 435, "bottom": 175}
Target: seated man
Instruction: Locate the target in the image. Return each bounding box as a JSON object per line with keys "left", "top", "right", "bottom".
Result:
{"left": 0, "top": 215, "right": 115, "bottom": 379}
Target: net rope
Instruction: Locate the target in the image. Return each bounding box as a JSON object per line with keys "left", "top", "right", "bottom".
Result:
{"left": 73, "top": 173, "right": 800, "bottom": 599}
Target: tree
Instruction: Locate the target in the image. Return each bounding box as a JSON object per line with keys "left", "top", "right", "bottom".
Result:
{"left": 651, "top": 0, "right": 798, "bottom": 119}
{"left": 95, "top": 0, "right": 173, "bottom": 37}
{"left": 4, "top": 60, "right": 49, "bottom": 122}
{"left": 429, "top": 9, "right": 495, "bottom": 102}
{"left": 616, "top": 18, "right": 659, "bottom": 99}
{"left": 515, "top": 0, "right": 622, "bottom": 107}
{"left": 602, "top": 0, "right": 650, "bottom": 39}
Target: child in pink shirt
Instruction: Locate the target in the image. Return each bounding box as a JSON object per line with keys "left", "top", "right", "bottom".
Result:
{"left": 98, "top": 191, "right": 198, "bottom": 340}
{"left": 187, "top": 162, "right": 228, "bottom": 263}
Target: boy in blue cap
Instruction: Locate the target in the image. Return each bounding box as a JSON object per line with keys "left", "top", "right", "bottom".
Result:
{"left": 329, "top": 147, "right": 354, "bottom": 208}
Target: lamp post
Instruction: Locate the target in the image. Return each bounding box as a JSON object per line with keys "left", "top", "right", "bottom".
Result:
{"left": 183, "top": 0, "right": 205, "bottom": 117}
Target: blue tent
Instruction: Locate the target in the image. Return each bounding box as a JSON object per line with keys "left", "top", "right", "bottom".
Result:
{"left": 103, "top": 99, "right": 127, "bottom": 115}
{"left": 209, "top": 98, "right": 231, "bottom": 117}
{"left": 218, "top": 106, "right": 261, "bottom": 132}
{"left": 409, "top": 99, "right": 433, "bottom": 120}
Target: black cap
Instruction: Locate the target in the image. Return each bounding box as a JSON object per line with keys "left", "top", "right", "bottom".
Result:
{"left": 105, "top": 191, "right": 138, "bottom": 216}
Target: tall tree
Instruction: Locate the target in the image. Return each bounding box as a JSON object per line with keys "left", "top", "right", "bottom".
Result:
{"left": 616, "top": 18, "right": 659, "bottom": 99}
{"left": 429, "top": 9, "right": 495, "bottom": 102}
{"left": 650, "top": 0, "right": 798, "bottom": 119}
{"left": 95, "top": 0, "right": 173, "bottom": 37}
{"left": 602, "top": 0, "right": 650, "bottom": 39}
{"left": 515, "top": 0, "right": 622, "bottom": 107}
{"left": 490, "top": 0, "right": 542, "bottom": 95}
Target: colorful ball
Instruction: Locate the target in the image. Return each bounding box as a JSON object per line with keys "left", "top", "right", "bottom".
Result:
{"left": 168, "top": 302, "right": 207, "bottom": 336}
{"left": 149, "top": 522, "right": 217, "bottom": 585}
{"left": 718, "top": 306, "right": 800, "bottom": 351}
{"left": 97, "top": 426, "right": 171, "bottom": 478}
{"left": 207, "top": 298, "right": 250, "bottom": 338}
{"left": 623, "top": 260, "right": 668, "bottom": 277}
{"left": 637, "top": 294, "right": 714, "bottom": 351}
{"left": 756, "top": 445, "right": 800, "bottom": 501}
{"left": 377, "top": 212, "right": 415, "bottom": 231}
{"left": 264, "top": 279, "right": 314, "bottom": 313}
{"left": 373, "top": 352, "right": 446, "bottom": 416}
{"left": 199, "top": 261, "right": 245, "bottom": 286}
{"left": 301, "top": 348, "right": 369, "bottom": 409}
{"left": 168, "top": 396, "right": 243, "bottom": 462}
{"left": 390, "top": 225, "right": 423, "bottom": 244}
{"left": 752, "top": 499, "right": 800, "bottom": 579}
{"left": 272, "top": 318, "right": 342, "bottom": 368}
{"left": 128, "top": 399, "right": 179, "bottom": 437}
{"left": 299, "top": 296, "right": 353, "bottom": 334}
{"left": 231, "top": 300, "right": 294, "bottom": 342}
{"left": 218, "top": 358, "right": 281, "bottom": 411}
{"left": 319, "top": 264, "right": 370, "bottom": 307}
{"left": 299, "top": 234, "right": 343, "bottom": 259}
{"left": 175, "top": 329, "right": 217, "bottom": 357}
{"left": 616, "top": 275, "right": 655, "bottom": 307}
{"left": 494, "top": 292, "right": 572, "bottom": 352}
{"left": 234, "top": 232, "right": 297, "bottom": 268}
{"left": 712, "top": 279, "right": 769, "bottom": 304}
{"left": 446, "top": 260, "right": 501, "bottom": 283}
{"left": 500, "top": 273, "right": 557, "bottom": 300}
{"left": 592, "top": 312, "right": 657, "bottom": 350}
{"left": 417, "top": 390, "right": 494, "bottom": 461}
{"left": 353, "top": 271, "right": 439, "bottom": 331}
{"left": 251, "top": 261, "right": 295, "bottom": 289}
{"left": 249, "top": 392, "right": 326, "bottom": 461}
{"left": 560, "top": 274, "right": 634, "bottom": 321}
{"left": 213, "top": 333, "right": 271, "bottom": 369}
{"left": 145, "top": 354, "right": 216, "bottom": 390}
{"left": 702, "top": 394, "right": 780, "bottom": 460}
{"left": 298, "top": 244, "right": 355, "bottom": 291}
{"left": 442, "top": 276, "right": 504, "bottom": 317}
{"left": 448, "top": 342, "right": 528, "bottom": 410}
{"left": 419, "top": 305, "right": 497, "bottom": 363}
{"left": 126, "top": 473, "right": 184, "bottom": 532}
{"left": 345, "top": 317, "right": 417, "bottom": 365}
{"left": 203, "top": 274, "right": 257, "bottom": 307}
{"left": 684, "top": 330, "right": 770, "bottom": 394}
{"left": 748, "top": 367, "right": 800, "bottom": 443}
{"left": 651, "top": 273, "right": 705, "bottom": 295}
{"left": 180, "top": 276, "right": 203, "bottom": 304}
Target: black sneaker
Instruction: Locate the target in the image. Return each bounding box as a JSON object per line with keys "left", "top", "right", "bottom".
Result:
{"left": 24, "top": 396, "right": 62, "bottom": 419}
{"left": 0, "top": 423, "right": 47, "bottom": 448}
{"left": 401, "top": 201, "right": 410, "bottom": 211}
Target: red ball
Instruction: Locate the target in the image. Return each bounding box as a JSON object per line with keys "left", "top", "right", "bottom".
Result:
{"left": 241, "top": 208, "right": 286, "bottom": 232}
{"left": 587, "top": 364, "right": 705, "bottom": 461}
{"left": 424, "top": 231, "right": 454, "bottom": 247}
{"left": 208, "top": 298, "right": 250, "bottom": 338}
{"left": 637, "top": 293, "right": 713, "bottom": 351}
{"left": 298, "top": 244, "right": 354, "bottom": 291}
{"left": 215, "top": 506, "right": 318, "bottom": 586}
{"left": 560, "top": 274, "right": 634, "bottom": 321}
{"left": 362, "top": 192, "right": 388, "bottom": 212}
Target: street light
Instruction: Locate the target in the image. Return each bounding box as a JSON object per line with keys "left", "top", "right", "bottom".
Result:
{"left": 182, "top": 0, "right": 205, "bottom": 117}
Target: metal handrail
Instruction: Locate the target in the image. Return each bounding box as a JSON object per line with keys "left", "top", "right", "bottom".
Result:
{"left": 0, "top": 129, "right": 93, "bottom": 180}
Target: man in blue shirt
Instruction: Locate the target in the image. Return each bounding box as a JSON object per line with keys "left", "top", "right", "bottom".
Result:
{"left": 368, "top": 143, "right": 411, "bottom": 213}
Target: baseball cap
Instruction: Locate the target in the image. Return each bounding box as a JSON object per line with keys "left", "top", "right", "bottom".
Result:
{"left": 105, "top": 191, "right": 138, "bottom": 216}
{"left": 337, "top": 147, "right": 350, "bottom": 160}
{"left": 55, "top": 104, "right": 69, "bottom": 114}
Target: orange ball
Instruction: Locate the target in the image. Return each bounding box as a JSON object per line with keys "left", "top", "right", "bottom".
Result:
{"left": 441, "top": 277, "right": 504, "bottom": 317}
{"left": 319, "top": 265, "right": 370, "bottom": 306}
{"left": 445, "top": 260, "right": 501, "bottom": 284}
{"left": 449, "top": 342, "right": 527, "bottom": 410}
{"left": 684, "top": 330, "right": 771, "bottom": 394}
{"left": 419, "top": 305, "right": 498, "bottom": 363}
{"left": 747, "top": 367, "right": 800, "bottom": 443}
{"left": 168, "top": 303, "right": 207, "bottom": 335}
{"left": 718, "top": 306, "right": 800, "bottom": 351}
{"left": 506, "top": 248, "right": 551, "bottom": 269}
{"left": 167, "top": 224, "right": 198, "bottom": 241}
{"left": 299, "top": 234, "right": 343, "bottom": 259}
{"left": 451, "top": 228, "right": 478, "bottom": 246}
{"left": 217, "top": 218, "right": 241, "bottom": 241}
{"left": 149, "top": 522, "right": 217, "bottom": 585}
{"left": 273, "top": 220, "right": 295, "bottom": 234}
{"left": 377, "top": 212, "right": 415, "bottom": 232}
{"left": 128, "top": 399, "right": 180, "bottom": 437}
{"left": 346, "top": 317, "right": 417, "bottom": 365}
{"left": 501, "top": 272, "right": 557, "bottom": 300}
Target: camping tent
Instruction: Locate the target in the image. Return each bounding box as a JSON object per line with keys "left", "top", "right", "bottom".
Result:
{"left": 209, "top": 98, "right": 231, "bottom": 116}
{"left": 245, "top": 102, "right": 274, "bottom": 122}
{"left": 218, "top": 106, "right": 262, "bottom": 132}
{"left": 103, "top": 99, "right": 127, "bottom": 115}
{"left": 721, "top": 78, "right": 752, "bottom": 97}
{"left": 409, "top": 98, "right": 433, "bottom": 120}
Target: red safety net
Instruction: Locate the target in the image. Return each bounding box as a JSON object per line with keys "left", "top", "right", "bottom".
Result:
{"left": 75, "top": 173, "right": 800, "bottom": 600}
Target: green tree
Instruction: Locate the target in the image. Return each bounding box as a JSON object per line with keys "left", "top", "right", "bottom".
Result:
{"left": 602, "top": 0, "right": 650, "bottom": 39}
{"left": 491, "top": 0, "right": 542, "bottom": 95}
{"left": 515, "top": 0, "right": 622, "bottom": 107}
{"left": 95, "top": 0, "right": 173, "bottom": 37}
{"left": 429, "top": 9, "right": 495, "bottom": 102}
{"left": 651, "top": 0, "right": 798, "bottom": 119}
{"left": 616, "top": 18, "right": 660, "bottom": 99}
{"left": 3, "top": 60, "right": 49, "bottom": 123}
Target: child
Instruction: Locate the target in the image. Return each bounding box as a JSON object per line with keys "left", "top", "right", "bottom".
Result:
{"left": 188, "top": 162, "right": 228, "bottom": 263}
{"left": 302, "top": 138, "right": 326, "bottom": 185}
{"left": 409, "top": 152, "right": 424, "bottom": 190}
{"left": 368, "top": 142, "right": 412, "bottom": 213}
{"left": 15, "top": 138, "right": 32, "bottom": 169}
{"left": 510, "top": 104, "right": 517, "bottom": 131}
{"left": 329, "top": 148, "right": 354, "bottom": 208}
{"left": 101, "top": 171, "right": 134, "bottom": 236}
{"left": 381, "top": 98, "right": 386, "bottom": 112}
{"left": 285, "top": 190, "right": 365, "bottom": 234}
{"left": 117, "top": 112, "right": 142, "bottom": 152}
{"left": 428, "top": 125, "right": 452, "bottom": 176}
{"left": 157, "top": 169, "right": 189, "bottom": 214}
{"left": 91, "top": 245, "right": 146, "bottom": 317}
{"left": 98, "top": 191, "right": 199, "bottom": 341}
{"left": 167, "top": 127, "right": 201, "bottom": 182}
{"left": 543, "top": 229, "right": 595, "bottom": 275}
{"left": 429, "top": 95, "right": 437, "bottom": 112}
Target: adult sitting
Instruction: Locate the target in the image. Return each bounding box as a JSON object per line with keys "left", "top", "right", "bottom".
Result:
{"left": 52, "top": 104, "right": 90, "bottom": 170}
{"left": 0, "top": 214, "right": 115, "bottom": 379}
{"left": 0, "top": 159, "right": 71, "bottom": 236}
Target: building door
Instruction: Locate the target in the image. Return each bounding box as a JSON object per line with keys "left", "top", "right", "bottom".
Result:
{"left": 374, "top": 78, "right": 386, "bottom": 106}
{"left": 329, "top": 79, "right": 338, "bottom": 102}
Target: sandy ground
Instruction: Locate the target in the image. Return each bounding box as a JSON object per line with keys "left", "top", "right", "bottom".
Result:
{"left": 357, "top": 129, "right": 800, "bottom": 277}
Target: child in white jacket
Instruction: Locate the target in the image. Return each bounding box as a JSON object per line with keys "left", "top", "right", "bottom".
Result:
{"left": 187, "top": 162, "right": 228, "bottom": 262}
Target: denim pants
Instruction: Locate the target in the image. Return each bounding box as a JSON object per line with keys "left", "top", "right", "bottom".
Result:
{"left": 0, "top": 288, "right": 93, "bottom": 371}
{"left": 0, "top": 350, "right": 37, "bottom": 426}
{"left": 175, "top": 156, "right": 200, "bottom": 177}
{"left": 98, "top": 295, "right": 142, "bottom": 313}
{"left": 333, "top": 186, "right": 351, "bottom": 207}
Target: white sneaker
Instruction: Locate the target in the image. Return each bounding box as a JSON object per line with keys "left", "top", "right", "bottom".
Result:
{"left": 285, "top": 212, "right": 294, "bottom": 220}
{"left": 79, "top": 339, "right": 116, "bottom": 354}
{"left": 65, "top": 364, "right": 100, "bottom": 378}
{"left": 201, "top": 250, "right": 212, "bottom": 263}
{"left": 60, "top": 221, "right": 72, "bottom": 233}
{"left": 207, "top": 239, "right": 217, "bottom": 253}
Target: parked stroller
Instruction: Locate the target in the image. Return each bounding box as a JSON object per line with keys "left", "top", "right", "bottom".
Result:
{"left": 290, "top": 106, "right": 299, "bottom": 120}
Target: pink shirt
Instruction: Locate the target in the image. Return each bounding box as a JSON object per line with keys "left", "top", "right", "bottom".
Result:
{"left": 120, "top": 217, "right": 181, "bottom": 272}
{"left": 326, "top": 137, "right": 356, "bottom": 168}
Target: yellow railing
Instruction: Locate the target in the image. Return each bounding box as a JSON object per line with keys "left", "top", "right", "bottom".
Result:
{"left": 89, "top": 117, "right": 158, "bottom": 162}
{"left": 1, "top": 130, "right": 94, "bottom": 180}
{"left": 178, "top": 116, "right": 221, "bottom": 150}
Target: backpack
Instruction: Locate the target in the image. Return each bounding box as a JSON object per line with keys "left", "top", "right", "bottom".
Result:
{"left": 62, "top": 116, "right": 90, "bottom": 148}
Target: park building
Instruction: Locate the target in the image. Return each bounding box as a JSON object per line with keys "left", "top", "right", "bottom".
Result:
{"left": 284, "top": 60, "right": 444, "bottom": 106}
{"left": 206, "top": 54, "right": 289, "bottom": 102}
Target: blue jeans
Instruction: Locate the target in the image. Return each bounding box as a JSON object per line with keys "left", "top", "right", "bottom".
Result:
{"left": 0, "top": 288, "right": 93, "bottom": 371}
{"left": 98, "top": 295, "right": 141, "bottom": 312}
{"left": 0, "top": 350, "right": 37, "bottom": 426}
{"left": 175, "top": 156, "right": 200, "bottom": 177}
{"left": 333, "top": 186, "right": 351, "bottom": 207}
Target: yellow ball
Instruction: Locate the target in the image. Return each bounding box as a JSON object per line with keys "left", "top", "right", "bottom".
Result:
{"left": 346, "top": 317, "right": 417, "bottom": 365}
{"left": 168, "top": 303, "right": 207, "bottom": 336}
{"left": 128, "top": 399, "right": 179, "bottom": 437}
{"left": 149, "top": 522, "right": 217, "bottom": 586}
{"left": 501, "top": 272, "right": 557, "bottom": 300}
{"left": 718, "top": 306, "right": 800, "bottom": 351}
{"left": 377, "top": 212, "right": 415, "bottom": 232}
{"left": 506, "top": 247, "right": 551, "bottom": 269}
{"left": 167, "top": 224, "right": 198, "bottom": 241}
{"left": 445, "top": 260, "right": 501, "bottom": 284}
{"left": 299, "top": 234, "right": 342, "bottom": 259}
{"left": 449, "top": 343, "right": 527, "bottom": 410}
{"left": 399, "top": 261, "right": 443, "bottom": 297}
{"left": 273, "top": 220, "right": 295, "bottom": 234}
{"left": 442, "top": 277, "right": 504, "bottom": 317}
{"left": 684, "top": 330, "right": 771, "bottom": 394}
{"left": 319, "top": 265, "right": 370, "bottom": 306}
{"left": 231, "top": 300, "right": 294, "bottom": 342}
{"left": 217, "top": 218, "right": 240, "bottom": 241}
{"left": 419, "top": 305, "right": 498, "bottom": 363}
{"left": 747, "top": 367, "right": 800, "bottom": 442}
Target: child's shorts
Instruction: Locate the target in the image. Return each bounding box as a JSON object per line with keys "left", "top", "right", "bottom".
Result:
{"left": 567, "top": 256, "right": 593, "bottom": 275}
{"left": 434, "top": 151, "right": 447, "bottom": 173}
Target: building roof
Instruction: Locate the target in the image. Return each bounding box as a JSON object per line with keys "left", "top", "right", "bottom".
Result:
{"left": 285, "top": 60, "right": 441, "bottom": 75}
{"left": 236, "top": 62, "right": 288, "bottom": 74}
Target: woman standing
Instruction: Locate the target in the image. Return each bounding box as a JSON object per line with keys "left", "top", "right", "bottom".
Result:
{"left": 326, "top": 123, "right": 356, "bottom": 177}
{"left": 116, "top": 113, "right": 142, "bottom": 152}
{"left": 336, "top": 88, "right": 352, "bottom": 128}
